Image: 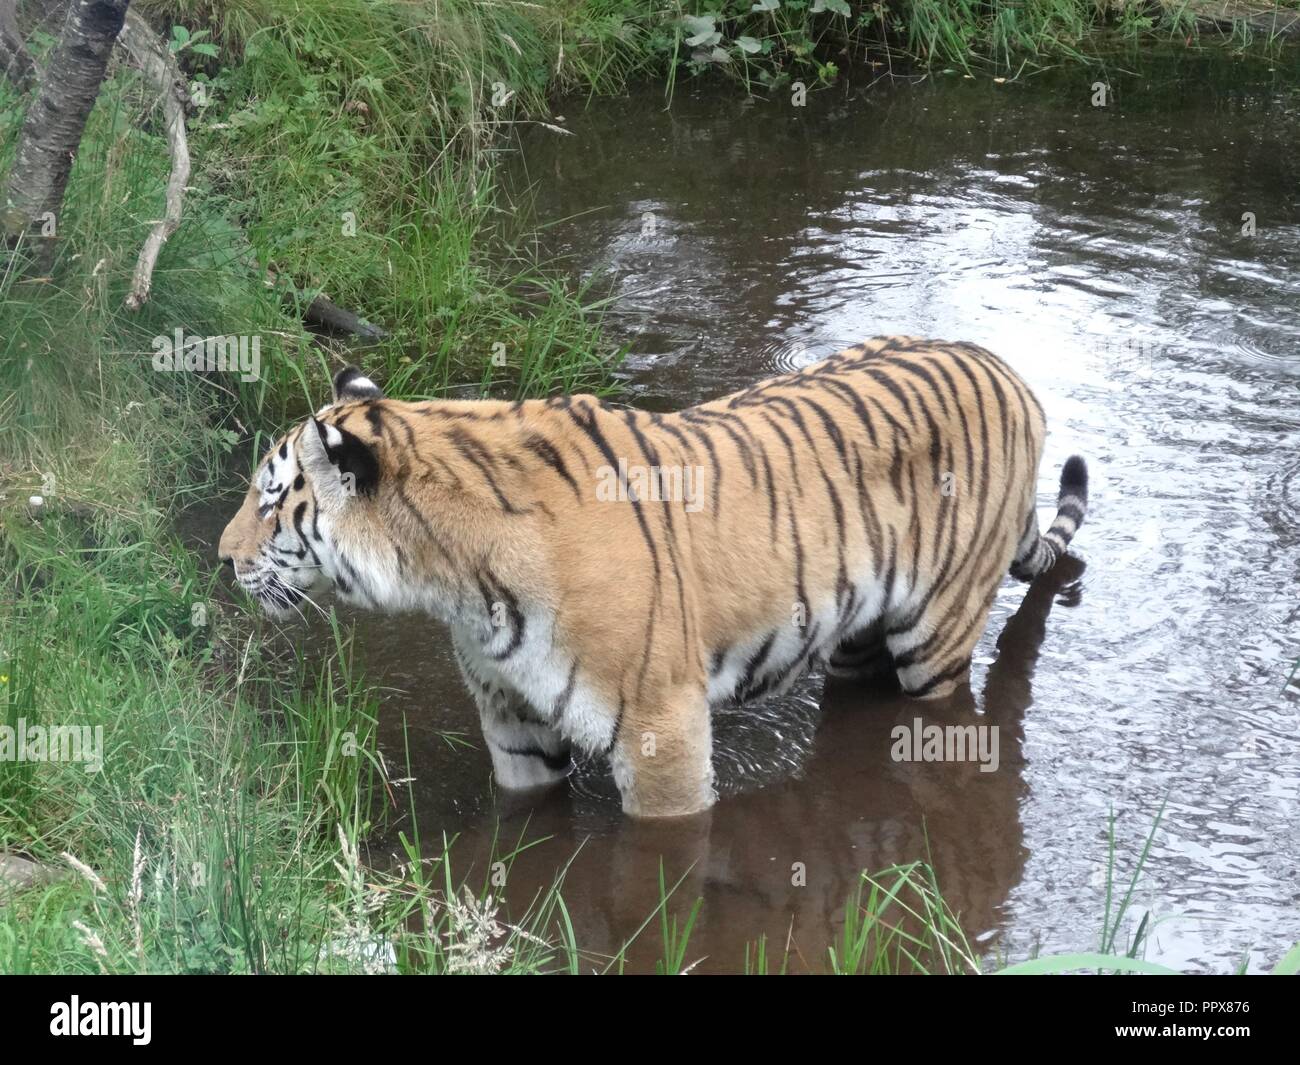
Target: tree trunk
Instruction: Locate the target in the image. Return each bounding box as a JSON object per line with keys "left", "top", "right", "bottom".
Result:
{"left": 2, "top": 0, "right": 130, "bottom": 246}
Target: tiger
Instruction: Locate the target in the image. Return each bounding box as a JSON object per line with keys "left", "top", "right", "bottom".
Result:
{"left": 218, "top": 336, "right": 1087, "bottom": 818}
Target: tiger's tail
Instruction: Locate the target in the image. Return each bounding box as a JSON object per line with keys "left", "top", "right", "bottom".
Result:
{"left": 1009, "top": 455, "right": 1088, "bottom": 582}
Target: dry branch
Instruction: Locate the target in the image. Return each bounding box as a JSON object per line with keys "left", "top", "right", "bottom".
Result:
{"left": 118, "top": 8, "right": 189, "bottom": 311}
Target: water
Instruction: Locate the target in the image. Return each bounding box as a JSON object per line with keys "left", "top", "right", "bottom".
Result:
{"left": 193, "top": 53, "right": 1300, "bottom": 972}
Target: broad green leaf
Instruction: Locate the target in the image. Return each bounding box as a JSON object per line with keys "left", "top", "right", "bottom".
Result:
{"left": 681, "top": 14, "right": 716, "bottom": 45}
{"left": 993, "top": 953, "right": 1180, "bottom": 976}
{"left": 1273, "top": 942, "right": 1300, "bottom": 975}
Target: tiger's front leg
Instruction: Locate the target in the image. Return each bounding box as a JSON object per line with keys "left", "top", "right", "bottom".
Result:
{"left": 478, "top": 691, "right": 573, "bottom": 790}
{"left": 610, "top": 683, "right": 715, "bottom": 818}
{"left": 453, "top": 645, "right": 572, "bottom": 791}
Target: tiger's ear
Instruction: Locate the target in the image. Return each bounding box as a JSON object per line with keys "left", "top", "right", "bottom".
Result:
{"left": 300, "top": 417, "right": 381, "bottom": 502}
{"left": 332, "top": 366, "right": 385, "bottom": 404}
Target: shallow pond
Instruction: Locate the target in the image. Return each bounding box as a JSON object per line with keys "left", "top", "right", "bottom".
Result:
{"left": 195, "top": 52, "right": 1300, "bottom": 972}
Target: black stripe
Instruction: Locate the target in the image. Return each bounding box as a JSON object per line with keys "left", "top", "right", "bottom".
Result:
{"left": 789, "top": 498, "right": 809, "bottom": 630}
{"left": 683, "top": 410, "right": 757, "bottom": 488}
{"left": 604, "top": 694, "right": 627, "bottom": 756}
{"left": 448, "top": 427, "right": 521, "bottom": 514}
{"left": 1056, "top": 501, "right": 1085, "bottom": 525}
{"left": 863, "top": 366, "right": 918, "bottom": 429}
{"left": 623, "top": 410, "right": 692, "bottom": 656}
{"left": 493, "top": 743, "right": 571, "bottom": 772}
{"left": 393, "top": 483, "right": 457, "bottom": 566}
{"left": 554, "top": 662, "right": 578, "bottom": 717}
{"left": 888, "top": 433, "right": 905, "bottom": 506}
{"left": 735, "top": 632, "right": 776, "bottom": 700}
{"left": 887, "top": 357, "right": 952, "bottom": 418}
{"left": 478, "top": 571, "right": 526, "bottom": 660}
{"left": 524, "top": 433, "right": 581, "bottom": 500}
{"left": 903, "top": 659, "right": 970, "bottom": 698}
{"left": 755, "top": 437, "right": 779, "bottom": 541}
{"left": 849, "top": 442, "right": 883, "bottom": 563}
{"left": 709, "top": 647, "right": 728, "bottom": 677}
{"left": 809, "top": 374, "right": 879, "bottom": 448}
{"left": 677, "top": 421, "right": 723, "bottom": 521}
{"left": 797, "top": 396, "right": 852, "bottom": 477}
{"left": 758, "top": 413, "right": 802, "bottom": 500}
{"left": 291, "top": 501, "right": 320, "bottom": 566}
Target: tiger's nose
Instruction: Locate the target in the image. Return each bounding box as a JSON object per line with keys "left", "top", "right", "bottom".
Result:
{"left": 218, "top": 551, "right": 234, "bottom": 570}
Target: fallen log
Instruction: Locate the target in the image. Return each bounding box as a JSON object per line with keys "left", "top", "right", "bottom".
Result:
{"left": 0, "top": 851, "right": 61, "bottom": 898}
{"left": 303, "top": 292, "right": 389, "bottom": 340}
{"left": 1188, "top": 1, "right": 1300, "bottom": 37}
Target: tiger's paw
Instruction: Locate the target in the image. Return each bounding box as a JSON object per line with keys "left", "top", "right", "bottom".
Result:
{"left": 488, "top": 742, "right": 574, "bottom": 790}
{"left": 619, "top": 785, "right": 717, "bottom": 819}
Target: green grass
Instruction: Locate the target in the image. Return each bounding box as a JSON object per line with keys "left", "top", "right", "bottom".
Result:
{"left": 648, "top": 0, "right": 1300, "bottom": 88}
{"left": 131, "top": 0, "right": 650, "bottom": 402}
{"left": 828, "top": 860, "right": 979, "bottom": 974}
{"left": 0, "top": 503, "right": 370, "bottom": 972}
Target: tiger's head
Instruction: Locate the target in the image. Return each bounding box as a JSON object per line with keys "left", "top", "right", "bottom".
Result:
{"left": 217, "top": 367, "right": 389, "bottom": 619}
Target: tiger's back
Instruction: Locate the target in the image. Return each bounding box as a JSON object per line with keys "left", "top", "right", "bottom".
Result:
{"left": 532, "top": 336, "right": 1065, "bottom": 705}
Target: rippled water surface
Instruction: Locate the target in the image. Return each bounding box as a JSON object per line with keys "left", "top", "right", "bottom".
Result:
{"left": 196, "top": 54, "right": 1300, "bottom": 972}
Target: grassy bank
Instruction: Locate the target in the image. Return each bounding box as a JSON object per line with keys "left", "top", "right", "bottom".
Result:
{"left": 2, "top": 0, "right": 1299, "bottom": 972}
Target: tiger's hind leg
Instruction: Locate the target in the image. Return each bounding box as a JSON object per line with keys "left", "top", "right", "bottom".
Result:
{"left": 885, "top": 587, "right": 1000, "bottom": 701}
{"left": 825, "top": 622, "right": 900, "bottom": 693}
